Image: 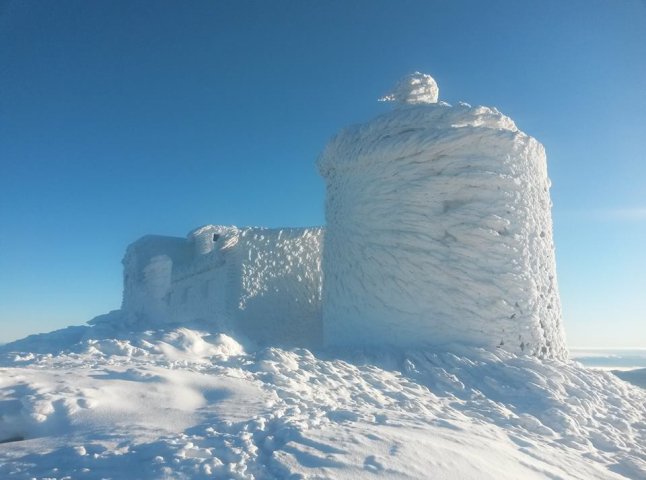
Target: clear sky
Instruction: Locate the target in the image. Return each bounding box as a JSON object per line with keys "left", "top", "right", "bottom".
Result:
{"left": 1, "top": 0, "right": 645, "bottom": 347}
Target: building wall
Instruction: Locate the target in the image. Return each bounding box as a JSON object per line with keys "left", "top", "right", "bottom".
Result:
{"left": 232, "top": 227, "right": 323, "bottom": 348}
{"left": 121, "top": 235, "right": 192, "bottom": 325}
{"left": 120, "top": 226, "right": 324, "bottom": 348}
{"left": 318, "top": 103, "right": 567, "bottom": 358}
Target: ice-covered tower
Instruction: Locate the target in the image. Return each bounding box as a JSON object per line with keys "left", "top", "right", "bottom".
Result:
{"left": 318, "top": 73, "right": 567, "bottom": 359}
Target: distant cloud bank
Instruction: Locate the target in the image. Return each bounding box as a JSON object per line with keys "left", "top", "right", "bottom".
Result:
{"left": 555, "top": 207, "right": 646, "bottom": 222}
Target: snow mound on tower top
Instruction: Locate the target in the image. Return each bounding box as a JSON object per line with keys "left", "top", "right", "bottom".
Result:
{"left": 379, "top": 72, "right": 440, "bottom": 105}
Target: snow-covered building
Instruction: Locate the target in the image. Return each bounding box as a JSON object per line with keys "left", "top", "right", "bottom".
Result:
{"left": 112, "top": 73, "right": 566, "bottom": 359}
{"left": 119, "top": 226, "right": 323, "bottom": 348}
{"left": 319, "top": 73, "right": 567, "bottom": 358}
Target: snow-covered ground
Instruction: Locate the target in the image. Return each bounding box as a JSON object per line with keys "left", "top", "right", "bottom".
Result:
{"left": 1, "top": 325, "right": 644, "bottom": 479}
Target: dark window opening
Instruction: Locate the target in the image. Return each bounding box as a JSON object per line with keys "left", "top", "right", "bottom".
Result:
{"left": 213, "top": 233, "right": 220, "bottom": 242}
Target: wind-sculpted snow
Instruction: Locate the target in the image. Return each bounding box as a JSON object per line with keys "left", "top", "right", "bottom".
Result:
{"left": 319, "top": 99, "right": 566, "bottom": 358}
{"left": 1, "top": 328, "right": 644, "bottom": 479}
{"left": 379, "top": 71, "right": 439, "bottom": 105}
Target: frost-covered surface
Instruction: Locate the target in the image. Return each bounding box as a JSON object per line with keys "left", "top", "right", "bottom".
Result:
{"left": 0, "top": 327, "right": 644, "bottom": 479}
{"left": 120, "top": 235, "right": 193, "bottom": 325}
{"left": 319, "top": 78, "right": 566, "bottom": 358}
{"left": 379, "top": 72, "right": 439, "bottom": 105}
{"left": 232, "top": 227, "right": 322, "bottom": 348}
{"left": 104, "top": 73, "right": 566, "bottom": 360}
{"left": 110, "top": 226, "right": 323, "bottom": 348}
{"left": 2, "top": 74, "right": 614, "bottom": 478}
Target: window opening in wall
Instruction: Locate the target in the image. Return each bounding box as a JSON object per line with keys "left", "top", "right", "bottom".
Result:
{"left": 213, "top": 234, "right": 220, "bottom": 242}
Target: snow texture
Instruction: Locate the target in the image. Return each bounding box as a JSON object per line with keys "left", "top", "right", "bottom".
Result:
{"left": 101, "top": 73, "right": 566, "bottom": 360}
{"left": 0, "top": 328, "right": 644, "bottom": 479}
{"left": 379, "top": 72, "right": 439, "bottom": 105}
{"left": 319, "top": 75, "right": 566, "bottom": 358}
{"left": 0, "top": 69, "right": 642, "bottom": 477}
{"left": 113, "top": 226, "right": 323, "bottom": 348}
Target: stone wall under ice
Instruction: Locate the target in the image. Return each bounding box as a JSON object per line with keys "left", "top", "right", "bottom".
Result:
{"left": 119, "top": 226, "right": 323, "bottom": 348}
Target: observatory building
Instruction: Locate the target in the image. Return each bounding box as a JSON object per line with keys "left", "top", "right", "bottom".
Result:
{"left": 106, "top": 73, "right": 567, "bottom": 359}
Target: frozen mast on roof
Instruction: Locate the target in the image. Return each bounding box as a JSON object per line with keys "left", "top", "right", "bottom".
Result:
{"left": 102, "top": 73, "right": 567, "bottom": 359}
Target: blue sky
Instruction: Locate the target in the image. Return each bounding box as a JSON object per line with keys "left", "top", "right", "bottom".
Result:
{"left": 1, "top": 0, "right": 645, "bottom": 347}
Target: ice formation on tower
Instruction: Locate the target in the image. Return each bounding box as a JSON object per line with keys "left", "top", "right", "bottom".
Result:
{"left": 318, "top": 73, "right": 567, "bottom": 359}
{"left": 378, "top": 72, "right": 439, "bottom": 105}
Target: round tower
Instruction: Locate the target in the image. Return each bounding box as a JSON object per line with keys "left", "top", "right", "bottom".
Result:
{"left": 318, "top": 73, "right": 567, "bottom": 359}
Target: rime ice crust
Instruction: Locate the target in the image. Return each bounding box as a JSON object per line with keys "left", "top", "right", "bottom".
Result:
{"left": 120, "top": 227, "right": 323, "bottom": 348}
{"left": 379, "top": 72, "right": 439, "bottom": 105}
{"left": 319, "top": 86, "right": 567, "bottom": 358}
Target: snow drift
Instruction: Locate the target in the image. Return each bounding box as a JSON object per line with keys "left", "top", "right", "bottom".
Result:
{"left": 0, "top": 328, "right": 644, "bottom": 479}
{"left": 319, "top": 73, "right": 566, "bottom": 358}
